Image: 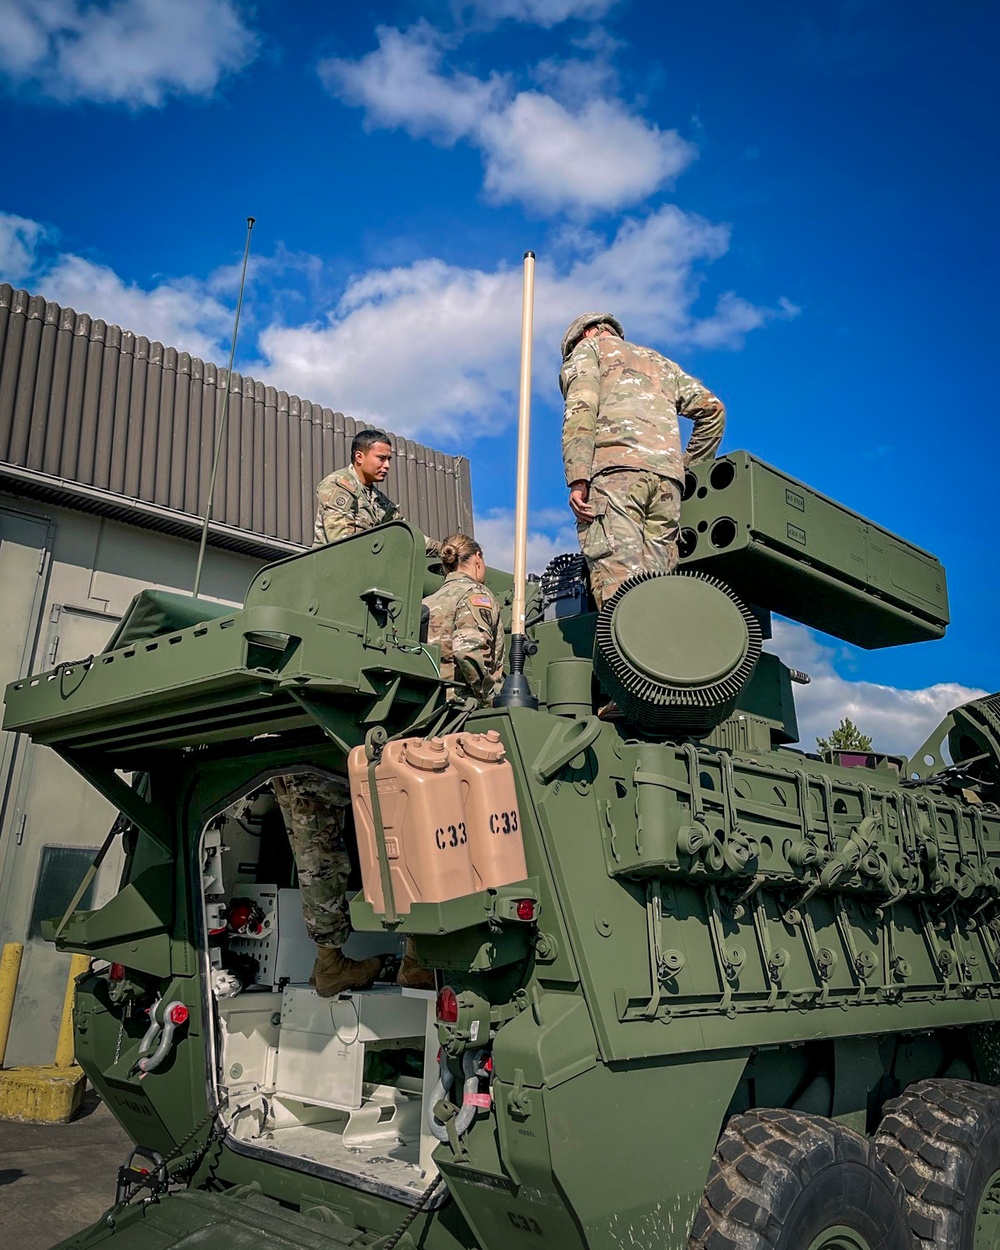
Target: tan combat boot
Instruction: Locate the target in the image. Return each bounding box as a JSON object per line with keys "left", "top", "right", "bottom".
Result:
{"left": 397, "top": 937, "right": 436, "bottom": 991}
{"left": 313, "top": 946, "right": 382, "bottom": 997}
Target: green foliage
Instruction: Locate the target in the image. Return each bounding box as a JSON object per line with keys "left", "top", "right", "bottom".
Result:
{"left": 816, "top": 717, "right": 873, "bottom": 754}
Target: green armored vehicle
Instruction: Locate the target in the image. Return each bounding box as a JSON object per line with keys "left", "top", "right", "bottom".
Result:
{"left": 6, "top": 450, "right": 1000, "bottom": 1250}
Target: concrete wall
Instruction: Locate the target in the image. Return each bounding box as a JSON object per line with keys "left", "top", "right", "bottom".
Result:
{"left": 0, "top": 488, "right": 262, "bottom": 1066}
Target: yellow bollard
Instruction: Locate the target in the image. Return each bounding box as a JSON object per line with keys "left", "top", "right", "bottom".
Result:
{"left": 54, "top": 953, "right": 91, "bottom": 1068}
{"left": 0, "top": 948, "right": 89, "bottom": 1122}
{"left": 0, "top": 942, "right": 24, "bottom": 1069}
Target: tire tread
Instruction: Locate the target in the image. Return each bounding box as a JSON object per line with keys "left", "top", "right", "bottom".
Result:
{"left": 874, "top": 1077, "right": 1000, "bottom": 1248}
{"left": 688, "top": 1107, "right": 909, "bottom": 1249}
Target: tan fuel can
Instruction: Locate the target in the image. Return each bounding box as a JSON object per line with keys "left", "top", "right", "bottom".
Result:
{"left": 348, "top": 737, "right": 477, "bottom": 915}
{"left": 442, "top": 730, "right": 527, "bottom": 890}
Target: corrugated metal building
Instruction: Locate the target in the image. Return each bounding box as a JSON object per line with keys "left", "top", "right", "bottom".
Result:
{"left": 0, "top": 282, "right": 474, "bottom": 1065}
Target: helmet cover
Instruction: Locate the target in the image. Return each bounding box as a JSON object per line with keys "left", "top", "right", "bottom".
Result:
{"left": 560, "top": 312, "right": 624, "bottom": 359}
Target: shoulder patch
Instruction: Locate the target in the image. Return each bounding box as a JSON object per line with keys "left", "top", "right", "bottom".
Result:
{"left": 334, "top": 494, "right": 351, "bottom": 509}
{"left": 468, "top": 594, "right": 494, "bottom": 608}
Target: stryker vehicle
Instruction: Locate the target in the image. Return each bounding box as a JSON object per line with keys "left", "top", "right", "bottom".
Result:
{"left": 6, "top": 449, "right": 1000, "bottom": 1250}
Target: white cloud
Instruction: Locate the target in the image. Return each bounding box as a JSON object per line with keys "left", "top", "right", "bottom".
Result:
{"left": 0, "top": 210, "right": 231, "bottom": 360}
{"left": 457, "top": 0, "right": 620, "bottom": 26}
{"left": 768, "top": 619, "right": 986, "bottom": 757}
{"left": 475, "top": 507, "right": 580, "bottom": 576}
{"left": 0, "top": 211, "right": 43, "bottom": 283}
{"left": 0, "top": 0, "right": 258, "bottom": 107}
{"left": 479, "top": 93, "right": 694, "bottom": 214}
{"left": 39, "top": 254, "right": 231, "bottom": 361}
{"left": 254, "top": 205, "right": 793, "bottom": 441}
{"left": 320, "top": 24, "right": 694, "bottom": 216}
{"left": 321, "top": 23, "right": 506, "bottom": 145}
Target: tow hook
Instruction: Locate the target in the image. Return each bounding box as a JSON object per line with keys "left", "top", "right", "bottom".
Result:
{"left": 428, "top": 1047, "right": 491, "bottom": 1143}
{"left": 132, "top": 997, "right": 189, "bottom": 1076}
{"left": 115, "top": 1146, "right": 168, "bottom": 1205}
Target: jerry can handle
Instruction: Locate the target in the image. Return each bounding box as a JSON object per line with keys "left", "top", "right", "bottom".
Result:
{"left": 364, "top": 726, "right": 399, "bottom": 926}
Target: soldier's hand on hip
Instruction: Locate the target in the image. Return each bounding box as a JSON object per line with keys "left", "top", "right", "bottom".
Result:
{"left": 569, "top": 482, "right": 594, "bottom": 522}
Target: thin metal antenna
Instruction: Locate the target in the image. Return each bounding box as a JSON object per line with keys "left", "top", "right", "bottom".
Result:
{"left": 192, "top": 216, "right": 256, "bottom": 598}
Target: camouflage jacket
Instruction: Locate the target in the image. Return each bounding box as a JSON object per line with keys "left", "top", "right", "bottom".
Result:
{"left": 423, "top": 572, "right": 506, "bottom": 706}
{"left": 560, "top": 334, "right": 725, "bottom": 486}
{"left": 312, "top": 465, "right": 440, "bottom": 553}
{"left": 313, "top": 463, "right": 403, "bottom": 547}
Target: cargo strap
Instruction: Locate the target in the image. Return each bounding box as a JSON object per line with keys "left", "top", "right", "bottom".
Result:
{"left": 364, "top": 726, "right": 398, "bottom": 926}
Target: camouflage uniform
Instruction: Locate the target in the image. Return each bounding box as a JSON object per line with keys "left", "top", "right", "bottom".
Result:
{"left": 274, "top": 463, "right": 415, "bottom": 951}
{"left": 313, "top": 463, "right": 403, "bottom": 546}
{"left": 313, "top": 463, "right": 439, "bottom": 554}
{"left": 423, "top": 572, "right": 505, "bottom": 705}
{"left": 271, "top": 773, "right": 352, "bottom": 947}
{"left": 561, "top": 327, "right": 725, "bottom": 607}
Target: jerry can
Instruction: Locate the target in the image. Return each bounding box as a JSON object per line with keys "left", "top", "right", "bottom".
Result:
{"left": 441, "top": 730, "right": 527, "bottom": 890}
{"left": 347, "top": 737, "right": 477, "bottom": 914}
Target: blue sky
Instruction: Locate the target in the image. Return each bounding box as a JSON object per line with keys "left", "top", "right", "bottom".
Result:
{"left": 0, "top": 0, "right": 997, "bottom": 753}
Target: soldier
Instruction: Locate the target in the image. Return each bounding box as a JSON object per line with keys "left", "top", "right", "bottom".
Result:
{"left": 423, "top": 535, "right": 505, "bottom": 706}
{"left": 313, "top": 427, "right": 439, "bottom": 554}
{"left": 276, "top": 427, "right": 437, "bottom": 997}
{"left": 560, "top": 313, "right": 726, "bottom": 609}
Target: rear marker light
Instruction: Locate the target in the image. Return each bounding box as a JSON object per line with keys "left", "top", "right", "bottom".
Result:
{"left": 436, "top": 986, "right": 459, "bottom": 1024}
{"left": 515, "top": 899, "right": 536, "bottom": 921}
{"left": 109, "top": 963, "right": 125, "bottom": 982}
{"left": 168, "top": 1004, "right": 189, "bottom": 1026}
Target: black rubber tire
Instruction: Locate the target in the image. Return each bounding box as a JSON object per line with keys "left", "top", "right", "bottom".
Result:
{"left": 688, "top": 1107, "right": 914, "bottom": 1250}
{"left": 874, "top": 1078, "right": 1000, "bottom": 1248}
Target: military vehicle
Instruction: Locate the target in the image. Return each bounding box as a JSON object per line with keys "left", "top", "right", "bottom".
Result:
{"left": 5, "top": 447, "right": 1000, "bottom": 1250}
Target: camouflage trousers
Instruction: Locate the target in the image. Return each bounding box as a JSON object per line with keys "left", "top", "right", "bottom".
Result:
{"left": 272, "top": 772, "right": 352, "bottom": 948}
{"left": 577, "top": 470, "right": 682, "bottom": 609}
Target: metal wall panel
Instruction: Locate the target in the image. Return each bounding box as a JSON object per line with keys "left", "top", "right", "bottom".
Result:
{"left": 0, "top": 284, "right": 474, "bottom": 553}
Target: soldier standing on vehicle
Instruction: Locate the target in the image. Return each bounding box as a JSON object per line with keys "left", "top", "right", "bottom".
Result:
{"left": 560, "top": 313, "right": 726, "bottom": 609}
{"left": 423, "top": 534, "right": 505, "bottom": 706}
{"left": 276, "top": 428, "right": 437, "bottom": 997}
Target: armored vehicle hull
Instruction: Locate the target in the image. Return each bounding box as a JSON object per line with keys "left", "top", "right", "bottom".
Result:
{"left": 4, "top": 456, "right": 1000, "bottom": 1250}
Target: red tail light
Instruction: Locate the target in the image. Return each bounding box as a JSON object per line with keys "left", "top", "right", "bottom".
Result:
{"left": 109, "top": 963, "right": 126, "bottom": 982}
{"left": 436, "top": 986, "right": 459, "bottom": 1024}
{"left": 515, "top": 899, "right": 536, "bottom": 921}
{"left": 168, "top": 1004, "right": 189, "bottom": 1025}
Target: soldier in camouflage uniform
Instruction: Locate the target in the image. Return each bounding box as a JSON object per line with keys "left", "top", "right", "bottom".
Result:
{"left": 313, "top": 427, "right": 439, "bottom": 554}
{"left": 276, "top": 428, "right": 438, "bottom": 996}
{"left": 423, "top": 535, "right": 505, "bottom": 706}
{"left": 560, "top": 313, "right": 726, "bottom": 608}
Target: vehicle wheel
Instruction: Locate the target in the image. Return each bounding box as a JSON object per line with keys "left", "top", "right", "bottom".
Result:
{"left": 874, "top": 1078, "right": 1000, "bottom": 1249}
{"left": 688, "top": 1107, "right": 913, "bottom": 1250}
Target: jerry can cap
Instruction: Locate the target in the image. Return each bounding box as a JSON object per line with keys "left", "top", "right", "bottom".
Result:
{"left": 402, "top": 737, "right": 451, "bottom": 771}
{"left": 457, "top": 730, "right": 506, "bottom": 763}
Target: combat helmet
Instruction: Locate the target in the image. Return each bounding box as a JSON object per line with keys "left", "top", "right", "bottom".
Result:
{"left": 561, "top": 312, "right": 625, "bottom": 360}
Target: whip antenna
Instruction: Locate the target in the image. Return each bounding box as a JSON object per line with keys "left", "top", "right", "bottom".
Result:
{"left": 495, "top": 250, "right": 538, "bottom": 709}
{"left": 192, "top": 215, "right": 256, "bottom": 598}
